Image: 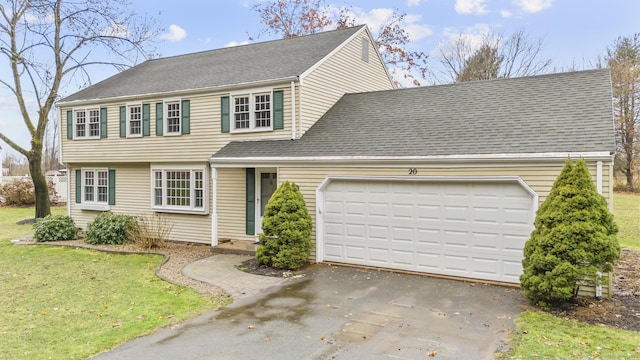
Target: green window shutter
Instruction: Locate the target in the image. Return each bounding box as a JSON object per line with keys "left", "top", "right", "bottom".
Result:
{"left": 156, "top": 102, "right": 163, "bottom": 136}
{"left": 245, "top": 168, "right": 255, "bottom": 235}
{"left": 142, "top": 103, "right": 150, "bottom": 136}
{"left": 75, "top": 169, "right": 81, "bottom": 204}
{"left": 100, "top": 107, "right": 107, "bottom": 139}
{"left": 67, "top": 110, "right": 73, "bottom": 140}
{"left": 221, "top": 96, "right": 230, "bottom": 133}
{"left": 119, "top": 106, "right": 126, "bottom": 138}
{"left": 181, "top": 99, "right": 190, "bottom": 135}
{"left": 108, "top": 169, "right": 116, "bottom": 205}
{"left": 273, "top": 90, "right": 284, "bottom": 130}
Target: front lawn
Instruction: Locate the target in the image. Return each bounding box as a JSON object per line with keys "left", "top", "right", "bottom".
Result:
{"left": 614, "top": 192, "right": 640, "bottom": 250}
{"left": 0, "top": 206, "right": 221, "bottom": 360}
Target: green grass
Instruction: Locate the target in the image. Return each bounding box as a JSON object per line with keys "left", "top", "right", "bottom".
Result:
{"left": 0, "top": 206, "right": 223, "bottom": 360}
{"left": 614, "top": 192, "right": 640, "bottom": 250}
{"left": 503, "top": 311, "right": 640, "bottom": 359}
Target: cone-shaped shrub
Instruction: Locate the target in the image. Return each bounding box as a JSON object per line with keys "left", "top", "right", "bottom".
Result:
{"left": 520, "top": 158, "right": 620, "bottom": 307}
{"left": 256, "top": 181, "right": 313, "bottom": 270}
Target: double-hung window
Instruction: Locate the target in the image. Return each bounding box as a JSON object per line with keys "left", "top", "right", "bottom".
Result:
{"left": 152, "top": 167, "right": 207, "bottom": 214}
{"left": 232, "top": 92, "right": 272, "bottom": 132}
{"left": 165, "top": 101, "right": 181, "bottom": 135}
{"left": 77, "top": 168, "right": 112, "bottom": 211}
{"left": 128, "top": 105, "right": 142, "bottom": 137}
{"left": 74, "top": 108, "right": 101, "bottom": 139}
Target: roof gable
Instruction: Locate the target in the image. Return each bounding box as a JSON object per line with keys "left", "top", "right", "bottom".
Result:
{"left": 212, "top": 69, "right": 615, "bottom": 160}
{"left": 61, "top": 26, "right": 365, "bottom": 103}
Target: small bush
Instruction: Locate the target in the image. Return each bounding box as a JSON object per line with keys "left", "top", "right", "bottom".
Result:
{"left": 0, "top": 178, "right": 35, "bottom": 206}
{"left": 256, "top": 181, "right": 313, "bottom": 270}
{"left": 85, "top": 212, "right": 136, "bottom": 245}
{"left": 33, "top": 215, "right": 79, "bottom": 242}
{"left": 0, "top": 178, "right": 58, "bottom": 206}
{"left": 127, "top": 213, "right": 174, "bottom": 250}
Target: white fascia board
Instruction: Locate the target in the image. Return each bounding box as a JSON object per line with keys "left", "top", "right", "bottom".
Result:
{"left": 56, "top": 76, "right": 299, "bottom": 107}
{"left": 209, "top": 151, "right": 614, "bottom": 167}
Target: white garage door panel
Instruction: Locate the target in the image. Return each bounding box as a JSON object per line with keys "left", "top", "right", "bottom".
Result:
{"left": 321, "top": 180, "right": 534, "bottom": 283}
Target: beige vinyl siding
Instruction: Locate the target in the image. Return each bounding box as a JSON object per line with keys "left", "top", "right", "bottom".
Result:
{"left": 61, "top": 87, "right": 292, "bottom": 164}
{"left": 217, "top": 168, "right": 255, "bottom": 242}
{"left": 273, "top": 161, "right": 612, "bottom": 257}
{"left": 70, "top": 163, "right": 212, "bottom": 244}
{"left": 298, "top": 31, "right": 393, "bottom": 135}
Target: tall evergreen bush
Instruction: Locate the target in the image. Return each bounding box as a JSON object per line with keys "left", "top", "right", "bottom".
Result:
{"left": 520, "top": 158, "right": 620, "bottom": 307}
{"left": 256, "top": 181, "right": 312, "bottom": 270}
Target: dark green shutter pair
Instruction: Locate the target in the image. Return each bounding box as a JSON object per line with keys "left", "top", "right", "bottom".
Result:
{"left": 75, "top": 169, "right": 116, "bottom": 205}
{"left": 119, "top": 100, "right": 190, "bottom": 137}
{"left": 66, "top": 108, "right": 108, "bottom": 139}
{"left": 119, "top": 104, "right": 151, "bottom": 137}
{"left": 221, "top": 90, "right": 284, "bottom": 133}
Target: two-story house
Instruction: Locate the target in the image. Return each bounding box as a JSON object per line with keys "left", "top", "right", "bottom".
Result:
{"left": 59, "top": 26, "right": 616, "bottom": 285}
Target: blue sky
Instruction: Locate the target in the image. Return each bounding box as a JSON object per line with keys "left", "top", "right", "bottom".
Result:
{"left": 1, "top": 0, "right": 639, "bottom": 155}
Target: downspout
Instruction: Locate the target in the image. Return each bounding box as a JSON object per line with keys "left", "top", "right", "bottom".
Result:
{"left": 210, "top": 165, "right": 218, "bottom": 247}
{"left": 291, "top": 80, "right": 297, "bottom": 140}
{"left": 596, "top": 160, "right": 603, "bottom": 194}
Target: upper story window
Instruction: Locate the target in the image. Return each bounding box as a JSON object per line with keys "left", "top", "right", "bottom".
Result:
{"left": 232, "top": 92, "right": 272, "bottom": 132}
{"left": 75, "top": 108, "right": 100, "bottom": 139}
{"left": 221, "top": 90, "right": 282, "bottom": 134}
{"left": 128, "top": 105, "right": 142, "bottom": 137}
{"left": 165, "top": 101, "right": 181, "bottom": 135}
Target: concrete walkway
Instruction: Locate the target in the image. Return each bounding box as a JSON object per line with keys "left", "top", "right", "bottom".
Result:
{"left": 182, "top": 254, "right": 288, "bottom": 299}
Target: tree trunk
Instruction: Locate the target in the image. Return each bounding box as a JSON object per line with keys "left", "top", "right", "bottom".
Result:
{"left": 28, "top": 150, "right": 51, "bottom": 219}
{"left": 626, "top": 166, "right": 634, "bottom": 192}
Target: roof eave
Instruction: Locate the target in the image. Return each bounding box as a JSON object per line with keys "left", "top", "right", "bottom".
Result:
{"left": 209, "top": 151, "right": 615, "bottom": 167}
{"left": 56, "top": 76, "right": 301, "bottom": 107}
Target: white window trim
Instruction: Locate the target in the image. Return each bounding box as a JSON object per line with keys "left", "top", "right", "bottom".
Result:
{"left": 150, "top": 165, "right": 209, "bottom": 215}
{"left": 230, "top": 88, "right": 274, "bottom": 133}
{"left": 77, "top": 168, "right": 111, "bottom": 211}
{"left": 74, "top": 108, "right": 101, "bottom": 140}
{"left": 126, "top": 103, "right": 143, "bottom": 138}
{"left": 164, "top": 99, "right": 182, "bottom": 136}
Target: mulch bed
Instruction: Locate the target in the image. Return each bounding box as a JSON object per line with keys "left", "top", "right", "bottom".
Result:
{"left": 547, "top": 248, "right": 640, "bottom": 331}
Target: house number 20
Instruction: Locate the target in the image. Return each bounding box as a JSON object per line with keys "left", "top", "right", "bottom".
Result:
{"left": 408, "top": 168, "right": 418, "bottom": 175}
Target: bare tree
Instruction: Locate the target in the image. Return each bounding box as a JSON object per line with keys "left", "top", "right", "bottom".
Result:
{"left": 439, "top": 28, "right": 551, "bottom": 83}
{"left": 43, "top": 111, "right": 60, "bottom": 173}
{"left": 254, "top": 0, "right": 429, "bottom": 86}
{"left": 0, "top": 0, "right": 159, "bottom": 218}
{"left": 605, "top": 34, "right": 640, "bottom": 192}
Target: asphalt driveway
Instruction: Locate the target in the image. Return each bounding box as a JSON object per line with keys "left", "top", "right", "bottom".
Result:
{"left": 92, "top": 264, "right": 526, "bottom": 360}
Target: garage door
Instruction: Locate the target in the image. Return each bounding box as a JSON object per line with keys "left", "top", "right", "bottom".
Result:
{"left": 320, "top": 179, "right": 535, "bottom": 283}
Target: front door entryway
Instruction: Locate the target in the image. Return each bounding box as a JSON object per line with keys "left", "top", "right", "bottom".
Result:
{"left": 256, "top": 171, "right": 277, "bottom": 234}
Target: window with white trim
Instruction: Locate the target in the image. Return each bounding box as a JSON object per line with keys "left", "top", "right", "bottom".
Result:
{"left": 128, "top": 105, "right": 142, "bottom": 137}
{"left": 152, "top": 167, "right": 207, "bottom": 214}
{"left": 75, "top": 108, "right": 100, "bottom": 138}
{"left": 232, "top": 92, "right": 272, "bottom": 131}
{"left": 165, "top": 101, "right": 181, "bottom": 134}
{"left": 83, "top": 169, "right": 109, "bottom": 204}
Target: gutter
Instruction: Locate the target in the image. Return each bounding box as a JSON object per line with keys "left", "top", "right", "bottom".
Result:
{"left": 209, "top": 151, "right": 615, "bottom": 167}
{"left": 56, "top": 76, "right": 301, "bottom": 107}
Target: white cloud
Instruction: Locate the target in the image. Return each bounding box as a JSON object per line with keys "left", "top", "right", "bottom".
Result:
{"left": 438, "top": 24, "right": 493, "bottom": 56}
{"left": 160, "top": 24, "right": 187, "bottom": 42}
{"left": 455, "top": 0, "right": 489, "bottom": 15}
{"left": 500, "top": 9, "right": 513, "bottom": 17}
{"left": 407, "top": 0, "right": 422, "bottom": 6}
{"left": 339, "top": 7, "right": 432, "bottom": 41}
{"left": 226, "top": 40, "right": 250, "bottom": 47}
{"left": 100, "top": 22, "right": 130, "bottom": 38}
{"left": 513, "top": 0, "right": 553, "bottom": 13}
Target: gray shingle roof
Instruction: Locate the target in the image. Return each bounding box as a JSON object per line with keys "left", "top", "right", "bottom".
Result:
{"left": 61, "top": 26, "right": 364, "bottom": 103}
{"left": 211, "top": 69, "right": 615, "bottom": 159}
